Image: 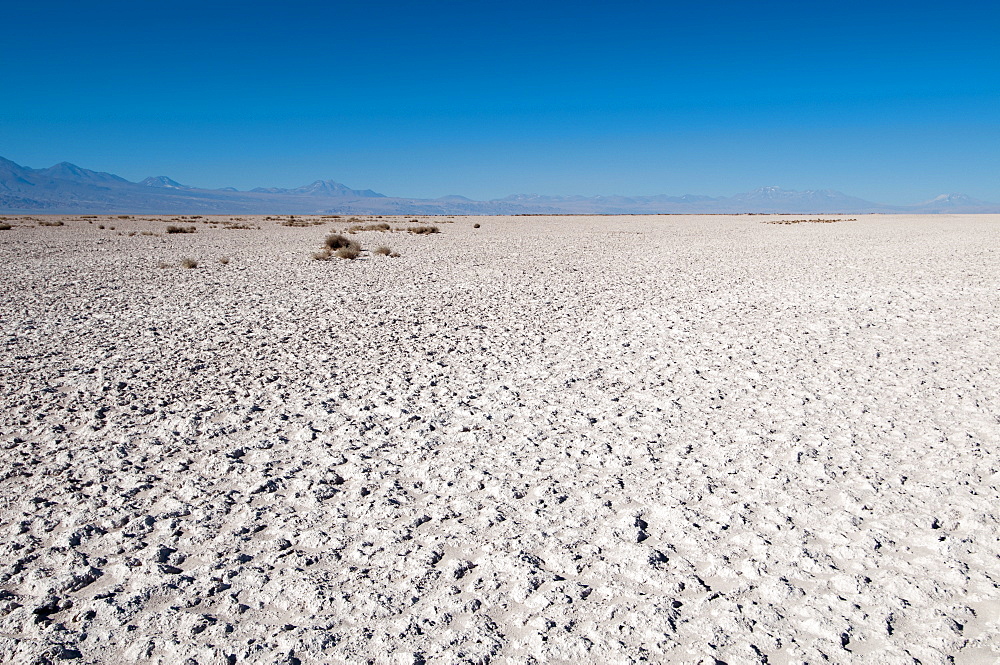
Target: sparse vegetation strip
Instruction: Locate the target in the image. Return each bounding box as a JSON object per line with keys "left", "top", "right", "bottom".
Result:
{"left": 764, "top": 218, "right": 855, "bottom": 225}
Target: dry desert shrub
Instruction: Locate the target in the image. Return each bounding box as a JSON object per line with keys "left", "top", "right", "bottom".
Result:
{"left": 0, "top": 223, "right": 11, "bottom": 231}
{"left": 373, "top": 246, "right": 392, "bottom": 256}
{"left": 311, "top": 249, "right": 333, "bottom": 261}
{"left": 39, "top": 220, "right": 65, "bottom": 227}
{"left": 157, "top": 260, "right": 171, "bottom": 269}
{"left": 218, "top": 256, "right": 230, "bottom": 265}
{"left": 407, "top": 225, "right": 440, "bottom": 235}
{"left": 166, "top": 225, "right": 197, "bottom": 234}
{"left": 473, "top": 223, "right": 481, "bottom": 228}
{"left": 180, "top": 257, "right": 198, "bottom": 269}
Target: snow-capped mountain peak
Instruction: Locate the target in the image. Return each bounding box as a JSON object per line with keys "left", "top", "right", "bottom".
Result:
{"left": 140, "top": 176, "right": 191, "bottom": 189}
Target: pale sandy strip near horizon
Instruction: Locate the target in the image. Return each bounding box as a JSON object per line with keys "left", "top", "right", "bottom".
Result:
{"left": 0, "top": 214, "right": 997, "bottom": 664}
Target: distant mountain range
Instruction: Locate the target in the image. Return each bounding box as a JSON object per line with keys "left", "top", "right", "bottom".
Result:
{"left": 1, "top": 156, "right": 997, "bottom": 215}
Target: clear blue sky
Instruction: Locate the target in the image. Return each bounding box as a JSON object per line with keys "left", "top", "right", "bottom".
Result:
{"left": 3, "top": 0, "right": 998, "bottom": 202}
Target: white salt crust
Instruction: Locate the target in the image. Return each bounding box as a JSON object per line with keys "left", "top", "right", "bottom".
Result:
{"left": 0, "top": 214, "right": 998, "bottom": 664}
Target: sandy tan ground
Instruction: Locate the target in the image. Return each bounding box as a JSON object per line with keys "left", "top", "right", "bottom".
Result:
{"left": 0, "top": 214, "right": 998, "bottom": 664}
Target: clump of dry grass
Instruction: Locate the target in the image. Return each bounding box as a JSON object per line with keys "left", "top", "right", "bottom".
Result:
{"left": 157, "top": 261, "right": 172, "bottom": 269}
{"left": 218, "top": 256, "right": 230, "bottom": 265}
{"left": 407, "top": 225, "right": 440, "bottom": 235}
{"left": 313, "top": 233, "right": 363, "bottom": 260}
{"left": 313, "top": 247, "right": 361, "bottom": 260}
{"left": 324, "top": 233, "right": 358, "bottom": 250}
{"left": 348, "top": 222, "right": 392, "bottom": 233}
{"left": 166, "top": 225, "right": 197, "bottom": 234}
{"left": 39, "top": 220, "right": 65, "bottom": 227}
{"left": 335, "top": 246, "right": 361, "bottom": 260}
{"left": 373, "top": 246, "right": 392, "bottom": 256}
{"left": 180, "top": 257, "right": 198, "bottom": 269}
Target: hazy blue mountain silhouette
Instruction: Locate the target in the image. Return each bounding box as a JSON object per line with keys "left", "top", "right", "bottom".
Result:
{"left": 1, "top": 156, "right": 996, "bottom": 214}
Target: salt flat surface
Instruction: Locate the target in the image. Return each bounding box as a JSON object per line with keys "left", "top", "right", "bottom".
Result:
{"left": 1, "top": 214, "right": 998, "bottom": 664}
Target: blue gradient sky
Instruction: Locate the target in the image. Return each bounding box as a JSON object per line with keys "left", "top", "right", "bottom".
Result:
{"left": 3, "top": 0, "right": 998, "bottom": 202}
